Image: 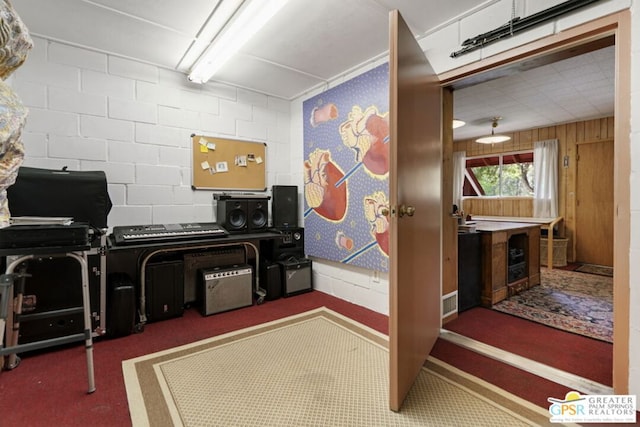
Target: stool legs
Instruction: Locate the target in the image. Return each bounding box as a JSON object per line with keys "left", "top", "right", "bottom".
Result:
{"left": 1, "top": 253, "right": 96, "bottom": 393}
{"left": 67, "top": 252, "right": 96, "bottom": 393}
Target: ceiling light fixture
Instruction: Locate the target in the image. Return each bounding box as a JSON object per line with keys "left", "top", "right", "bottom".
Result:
{"left": 188, "top": 0, "right": 290, "bottom": 84}
{"left": 178, "top": 0, "right": 244, "bottom": 72}
{"left": 475, "top": 117, "right": 511, "bottom": 144}
{"left": 452, "top": 119, "right": 466, "bottom": 129}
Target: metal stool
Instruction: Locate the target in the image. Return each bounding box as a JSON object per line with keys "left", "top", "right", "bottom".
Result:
{"left": 0, "top": 251, "right": 96, "bottom": 393}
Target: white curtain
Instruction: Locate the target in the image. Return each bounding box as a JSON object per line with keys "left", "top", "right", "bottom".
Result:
{"left": 533, "top": 139, "right": 558, "bottom": 218}
{"left": 452, "top": 151, "right": 466, "bottom": 212}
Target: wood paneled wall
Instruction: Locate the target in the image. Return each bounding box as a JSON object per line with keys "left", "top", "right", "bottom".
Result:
{"left": 463, "top": 197, "right": 533, "bottom": 217}
{"left": 453, "top": 116, "right": 615, "bottom": 262}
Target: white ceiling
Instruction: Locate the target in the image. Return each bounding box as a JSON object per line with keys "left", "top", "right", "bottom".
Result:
{"left": 12, "top": 0, "right": 614, "bottom": 141}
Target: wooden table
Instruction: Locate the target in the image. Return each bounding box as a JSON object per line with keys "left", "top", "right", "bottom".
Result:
{"left": 472, "top": 221, "right": 541, "bottom": 306}
{"left": 471, "top": 216, "right": 563, "bottom": 269}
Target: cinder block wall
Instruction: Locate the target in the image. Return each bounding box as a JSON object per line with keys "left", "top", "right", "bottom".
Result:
{"left": 7, "top": 36, "right": 293, "bottom": 228}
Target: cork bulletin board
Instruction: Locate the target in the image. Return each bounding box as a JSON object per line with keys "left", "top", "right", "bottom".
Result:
{"left": 191, "top": 134, "right": 267, "bottom": 190}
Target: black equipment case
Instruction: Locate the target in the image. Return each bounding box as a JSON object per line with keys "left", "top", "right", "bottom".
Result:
{"left": 4, "top": 166, "right": 112, "bottom": 341}
{"left": 7, "top": 166, "right": 112, "bottom": 229}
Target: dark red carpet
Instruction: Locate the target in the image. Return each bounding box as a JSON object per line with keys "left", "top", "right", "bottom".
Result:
{"left": 0, "top": 291, "right": 387, "bottom": 427}
{"left": 0, "top": 291, "right": 619, "bottom": 426}
{"left": 443, "top": 306, "right": 613, "bottom": 386}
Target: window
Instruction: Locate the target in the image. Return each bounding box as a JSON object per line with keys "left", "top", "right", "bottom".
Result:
{"left": 464, "top": 151, "right": 534, "bottom": 197}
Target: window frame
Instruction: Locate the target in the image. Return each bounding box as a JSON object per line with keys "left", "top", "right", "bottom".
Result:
{"left": 464, "top": 149, "right": 534, "bottom": 198}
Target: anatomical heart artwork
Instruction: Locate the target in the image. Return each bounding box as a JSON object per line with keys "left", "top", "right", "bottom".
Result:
{"left": 303, "top": 63, "right": 389, "bottom": 271}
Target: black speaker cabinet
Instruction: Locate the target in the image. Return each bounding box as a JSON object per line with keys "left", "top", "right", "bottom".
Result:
{"left": 247, "top": 198, "right": 269, "bottom": 232}
{"left": 145, "top": 260, "right": 184, "bottom": 322}
{"left": 217, "top": 199, "right": 248, "bottom": 233}
{"left": 279, "top": 258, "right": 312, "bottom": 297}
{"left": 106, "top": 273, "right": 135, "bottom": 338}
{"left": 259, "top": 262, "right": 282, "bottom": 301}
{"left": 199, "top": 264, "right": 253, "bottom": 316}
{"left": 271, "top": 185, "right": 298, "bottom": 229}
{"left": 270, "top": 227, "right": 304, "bottom": 261}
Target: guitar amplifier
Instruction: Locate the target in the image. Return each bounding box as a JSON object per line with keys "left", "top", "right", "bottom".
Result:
{"left": 278, "top": 258, "right": 312, "bottom": 297}
{"left": 199, "top": 264, "right": 253, "bottom": 316}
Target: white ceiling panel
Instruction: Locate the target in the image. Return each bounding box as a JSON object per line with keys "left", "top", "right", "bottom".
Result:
{"left": 13, "top": 0, "right": 196, "bottom": 68}
{"left": 10, "top": 0, "right": 615, "bottom": 140}
{"left": 214, "top": 54, "right": 325, "bottom": 99}
{"left": 241, "top": 0, "right": 389, "bottom": 80}
{"left": 87, "top": 0, "right": 214, "bottom": 35}
{"left": 373, "top": 0, "right": 495, "bottom": 34}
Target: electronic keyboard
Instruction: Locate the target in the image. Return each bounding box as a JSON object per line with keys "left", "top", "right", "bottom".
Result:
{"left": 111, "top": 222, "right": 228, "bottom": 245}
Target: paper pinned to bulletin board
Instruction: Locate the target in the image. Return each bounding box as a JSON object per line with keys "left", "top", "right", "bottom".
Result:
{"left": 191, "top": 134, "right": 267, "bottom": 190}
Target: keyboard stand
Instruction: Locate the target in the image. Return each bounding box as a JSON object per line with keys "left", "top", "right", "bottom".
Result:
{"left": 136, "top": 241, "right": 264, "bottom": 327}
{"left": 0, "top": 249, "right": 96, "bottom": 394}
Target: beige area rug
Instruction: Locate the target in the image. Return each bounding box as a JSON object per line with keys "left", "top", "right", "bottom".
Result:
{"left": 123, "top": 308, "right": 552, "bottom": 426}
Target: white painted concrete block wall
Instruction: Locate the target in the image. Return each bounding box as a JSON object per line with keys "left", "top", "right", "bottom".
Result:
{"left": 8, "top": 36, "right": 292, "bottom": 229}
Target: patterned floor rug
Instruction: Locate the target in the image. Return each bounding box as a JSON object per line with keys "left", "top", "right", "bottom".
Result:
{"left": 575, "top": 263, "right": 614, "bottom": 277}
{"left": 122, "top": 308, "right": 550, "bottom": 426}
{"left": 493, "top": 268, "right": 613, "bottom": 343}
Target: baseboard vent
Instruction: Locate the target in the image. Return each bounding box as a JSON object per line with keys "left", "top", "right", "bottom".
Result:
{"left": 442, "top": 291, "right": 458, "bottom": 318}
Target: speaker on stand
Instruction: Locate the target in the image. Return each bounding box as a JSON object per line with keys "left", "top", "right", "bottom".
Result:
{"left": 271, "top": 185, "right": 298, "bottom": 229}
{"left": 216, "top": 198, "right": 248, "bottom": 233}
{"left": 248, "top": 198, "right": 269, "bottom": 232}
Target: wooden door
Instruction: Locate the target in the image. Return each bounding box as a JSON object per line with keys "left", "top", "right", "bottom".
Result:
{"left": 575, "top": 140, "right": 614, "bottom": 266}
{"left": 388, "top": 10, "right": 442, "bottom": 411}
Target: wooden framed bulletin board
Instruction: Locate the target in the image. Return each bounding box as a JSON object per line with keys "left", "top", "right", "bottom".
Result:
{"left": 191, "top": 134, "right": 267, "bottom": 190}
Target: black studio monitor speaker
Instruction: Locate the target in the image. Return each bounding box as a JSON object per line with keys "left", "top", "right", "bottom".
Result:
{"left": 216, "top": 196, "right": 270, "bottom": 233}
{"left": 217, "top": 199, "right": 248, "bottom": 233}
{"left": 272, "top": 185, "right": 298, "bottom": 229}
{"left": 248, "top": 198, "right": 269, "bottom": 232}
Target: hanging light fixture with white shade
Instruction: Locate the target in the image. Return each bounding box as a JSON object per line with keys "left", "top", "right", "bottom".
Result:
{"left": 475, "top": 117, "right": 511, "bottom": 144}
{"left": 452, "top": 119, "right": 466, "bottom": 129}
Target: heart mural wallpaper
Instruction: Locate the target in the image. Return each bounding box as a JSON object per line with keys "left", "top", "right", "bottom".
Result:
{"left": 303, "top": 63, "right": 389, "bottom": 272}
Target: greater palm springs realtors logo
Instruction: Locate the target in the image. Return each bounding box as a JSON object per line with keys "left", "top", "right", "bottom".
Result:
{"left": 548, "top": 391, "right": 636, "bottom": 423}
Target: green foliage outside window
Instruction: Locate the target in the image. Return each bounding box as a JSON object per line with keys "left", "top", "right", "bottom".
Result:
{"left": 467, "top": 152, "right": 534, "bottom": 197}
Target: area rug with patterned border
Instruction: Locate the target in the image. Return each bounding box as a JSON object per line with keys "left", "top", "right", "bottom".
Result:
{"left": 122, "top": 307, "right": 552, "bottom": 426}
{"left": 493, "top": 267, "right": 613, "bottom": 343}
{"left": 575, "top": 263, "right": 613, "bottom": 277}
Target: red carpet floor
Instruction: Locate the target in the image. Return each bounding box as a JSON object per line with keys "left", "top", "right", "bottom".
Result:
{"left": 0, "top": 291, "right": 619, "bottom": 426}
{"left": 0, "top": 291, "right": 386, "bottom": 427}
{"left": 443, "top": 306, "right": 613, "bottom": 386}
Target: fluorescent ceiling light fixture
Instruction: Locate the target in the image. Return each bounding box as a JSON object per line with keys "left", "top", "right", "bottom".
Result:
{"left": 452, "top": 119, "right": 465, "bottom": 129}
{"left": 188, "top": 0, "right": 290, "bottom": 83}
{"left": 178, "top": 0, "right": 244, "bottom": 71}
{"left": 476, "top": 117, "right": 511, "bottom": 144}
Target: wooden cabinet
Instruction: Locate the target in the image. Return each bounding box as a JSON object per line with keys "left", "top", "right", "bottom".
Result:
{"left": 476, "top": 222, "right": 540, "bottom": 306}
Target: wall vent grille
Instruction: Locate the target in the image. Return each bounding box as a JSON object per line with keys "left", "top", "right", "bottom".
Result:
{"left": 442, "top": 291, "right": 458, "bottom": 318}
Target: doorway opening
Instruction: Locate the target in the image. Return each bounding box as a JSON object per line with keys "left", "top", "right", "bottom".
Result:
{"left": 437, "top": 12, "right": 630, "bottom": 395}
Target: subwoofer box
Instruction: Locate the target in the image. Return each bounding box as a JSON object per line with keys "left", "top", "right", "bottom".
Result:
{"left": 259, "top": 262, "right": 282, "bottom": 301}
{"left": 199, "top": 264, "right": 253, "bottom": 316}
{"left": 106, "top": 272, "right": 135, "bottom": 338}
{"left": 278, "top": 258, "right": 312, "bottom": 297}
{"left": 145, "top": 260, "right": 184, "bottom": 322}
